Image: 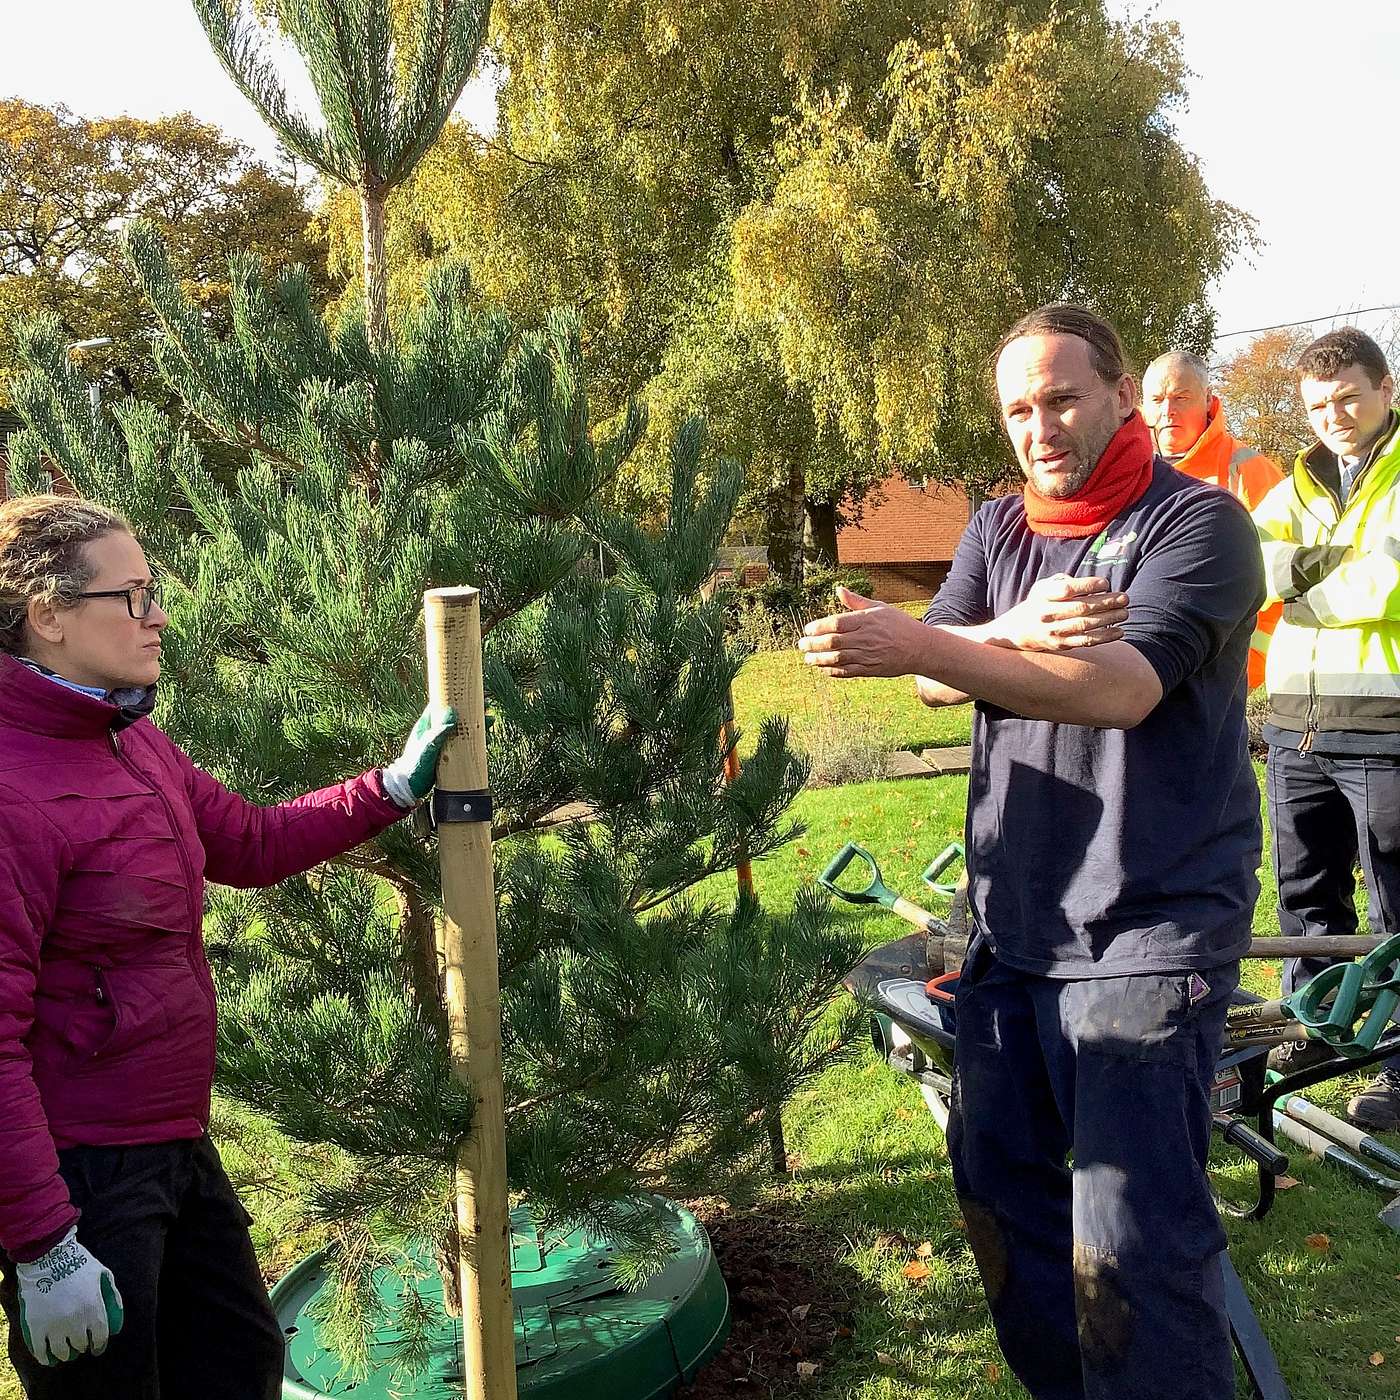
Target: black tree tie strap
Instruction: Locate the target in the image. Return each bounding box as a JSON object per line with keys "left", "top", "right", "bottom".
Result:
{"left": 431, "top": 788, "right": 495, "bottom": 826}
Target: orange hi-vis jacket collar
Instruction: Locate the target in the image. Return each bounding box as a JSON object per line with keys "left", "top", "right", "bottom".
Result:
{"left": 1170, "top": 397, "right": 1282, "bottom": 510}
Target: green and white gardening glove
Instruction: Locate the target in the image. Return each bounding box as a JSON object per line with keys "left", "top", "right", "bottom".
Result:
{"left": 382, "top": 705, "right": 458, "bottom": 808}
{"left": 16, "top": 1229, "right": 124, "bottom": 1365}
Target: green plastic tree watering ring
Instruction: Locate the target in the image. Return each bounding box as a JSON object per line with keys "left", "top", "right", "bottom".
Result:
{"left": 1283, "top": 933, "right": 1400, "bottom": 1058}
{"left": 272, "top": 1195, "right": 729, "bottom": 1400}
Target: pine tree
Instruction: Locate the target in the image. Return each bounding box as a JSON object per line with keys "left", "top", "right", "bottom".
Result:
{"left": 6, "top": 0, "right": 862, "bottom": 1374}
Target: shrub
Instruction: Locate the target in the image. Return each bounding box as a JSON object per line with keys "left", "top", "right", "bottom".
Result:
{"left": 721, "top": 566, "right": 874, "bottom": 651}
{"left": 798, "top": 703, "right": 894, "bottom": 788}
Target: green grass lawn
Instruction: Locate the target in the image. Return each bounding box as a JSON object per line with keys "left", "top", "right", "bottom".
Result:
{"left": 731, "top": 649, "right": 973, "bottom": 757}
{"left": 4, "top": 771, "right": 1396, "bottom": 1400}
{"left": 732, "top": 625, "right": 975, "bottom": 761}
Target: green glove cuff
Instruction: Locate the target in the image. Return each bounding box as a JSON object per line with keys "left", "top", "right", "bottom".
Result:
{"left": 383, "top": 705, "right": 458, "bottom": 806}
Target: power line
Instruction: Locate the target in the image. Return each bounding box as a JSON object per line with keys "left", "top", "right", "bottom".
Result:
{"left": 1216, "top": 303, "right": 1400, "bottom": 341}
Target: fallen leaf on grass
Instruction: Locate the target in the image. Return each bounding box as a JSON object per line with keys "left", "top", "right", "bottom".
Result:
{"left": 1370, "top": 1352, "right": 1385, "bottom": 1367}
{"left": 796, "top": 1361, "right": 820, "bottom": 1381}
{"left": 875, "top": 1351, "right": 896, "bottom": 1366}
{"left": 1274, "top": 1175, "right": 1301, "bottom": 1190}
{"left": 916, "top": 1240, "right": 935, "bottom": 1259}
{"left": 901, "top": 1260, "right": 933, "bottom": 1282}
{"left": 894, "top": 1106, "right": 914, "bottom": 1121}
{"left": 874, "top": 1231, "right": 909, "bottom": 1254}
{"left": 985, "top": 1362, "right": 1002, "bottom": 1382}
{"left": 796, "top": 847, "right": 811, "bottom": 858}
{"left": 791, "top": 1303, "right": 811, "bottom": 1322}
{"left": 1304, "top": 1233, "right": 1331, "bottom": 1254}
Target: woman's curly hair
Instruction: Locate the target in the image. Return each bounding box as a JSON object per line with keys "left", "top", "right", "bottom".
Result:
{"left": 0, "top": 494, "right": 131, "bottom": 654}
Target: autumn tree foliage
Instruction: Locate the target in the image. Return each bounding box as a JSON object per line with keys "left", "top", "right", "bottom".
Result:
{"left": 0, "top": 99, "right": 325, "bottom": 403}
{"left": 1215, "top": 326, "right": 1313, "bottom": 468}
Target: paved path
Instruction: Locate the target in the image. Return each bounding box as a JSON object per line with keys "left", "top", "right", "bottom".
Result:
{"left": 880, "top": 745, "right": 971, "bottom": 781}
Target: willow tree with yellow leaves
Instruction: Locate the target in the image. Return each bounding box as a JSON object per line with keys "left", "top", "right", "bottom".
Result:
{"left": 316, "top": 0, "right": 1251, "bottom": 581}
{"left": 733, "top": 3, "right": 1254, "bottom": 514}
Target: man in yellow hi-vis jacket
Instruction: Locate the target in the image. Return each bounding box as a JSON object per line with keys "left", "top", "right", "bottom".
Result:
{"left": 1252, "top": 325, "right": 1400, "bottom": 1128}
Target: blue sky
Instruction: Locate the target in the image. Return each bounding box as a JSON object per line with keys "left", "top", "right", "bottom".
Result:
{"left": 3, "top": 1, "right": 1396, "bottom": 353}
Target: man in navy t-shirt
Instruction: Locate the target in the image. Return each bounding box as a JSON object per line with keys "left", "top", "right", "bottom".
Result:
{"left": 800, "top": 304, "right": 1263, "bottom": 1400}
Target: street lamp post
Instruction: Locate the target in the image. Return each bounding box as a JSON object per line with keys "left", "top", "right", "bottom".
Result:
{"left": 65, "top": 337, "right": 113, "bottom": 417}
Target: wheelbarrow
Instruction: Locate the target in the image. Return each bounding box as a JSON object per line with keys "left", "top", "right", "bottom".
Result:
{"left": 823, "top": 840, "right": 1400, "bottom": 1400}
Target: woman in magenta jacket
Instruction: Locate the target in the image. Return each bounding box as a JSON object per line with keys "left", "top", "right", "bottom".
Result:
{"left": 0, "top": 495, "right": 454, "bottom": 1399}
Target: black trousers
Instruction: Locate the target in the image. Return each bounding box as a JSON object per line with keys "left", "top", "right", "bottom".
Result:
{"left": 1, "top": 1136, "right": 284, "bottom": 1400}
{"left": 1266, "top": 744, "right": 1400, "bottom": 1069}
{"left": 948, "top": 939, "right": 1238, "bottom": 1400}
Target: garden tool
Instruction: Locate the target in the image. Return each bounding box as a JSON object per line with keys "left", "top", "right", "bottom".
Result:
{"left": 921, "top": 842, "right": 965, "bottom": 896}
{"left": 822, "top": 842, "right": 968, "bottom": 972}
{"left": 821, "top": 842, "right": 940, "bottom": 930}
{"left": 1281, "top": 1095, "right": 1400, "bottom": 1176}
{"left": 1217, "top": 936, "right": 1400, "bottom": 1056}
{"left": 1270, "top": 1111, "right": 1400, "bottom": 1233}
{"left": 821, "top": 841, "right": 947, "bottom": 972}
{"left": 826, "top": 840, "right": 1386, "bottom": 970}
{"left": 1282, "top": 933, "right": 1400, "bottom": 1058}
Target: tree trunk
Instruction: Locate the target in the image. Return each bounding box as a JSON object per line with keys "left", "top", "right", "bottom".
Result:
{"left": 360, "top": 186, "right": 389, "bottom": 355}
{"left": 765, "top": 1105, "right": 788, "bottom": 1175}
{"left": 360, "top": 186, "right": 388, "bottom": 496}
{"left": 803, "top": 498, "right": 839, "bottom": 569}
{"left": 437, "top": 1214, "right": 464, "bottom": 1318}
{"left": 765, "top": 459, "right": 806, "bottom": 586}
{"left": 392, "top": 878, "right": 449, "bottom": 1047}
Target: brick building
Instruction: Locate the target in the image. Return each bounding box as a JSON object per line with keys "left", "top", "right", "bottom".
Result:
{"left": 837, "top": 475, "right": 972, "bottom": 603}
{"left": 0, "top": 410, "right": 21, "bottom": 498}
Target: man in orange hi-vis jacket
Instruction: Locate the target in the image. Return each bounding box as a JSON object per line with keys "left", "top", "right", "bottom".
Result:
{"left": 1143, "top": 350, "right": 1283, "bottom": 687}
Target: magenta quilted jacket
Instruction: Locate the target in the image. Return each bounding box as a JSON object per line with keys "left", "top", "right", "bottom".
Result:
{"left": 0, "top": 656, "right": 407, "bottom": 1260}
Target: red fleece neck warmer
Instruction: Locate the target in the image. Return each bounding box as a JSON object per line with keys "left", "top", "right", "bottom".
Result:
{"left": 1022, "top": 412, "right": 1155, "bottom": 538}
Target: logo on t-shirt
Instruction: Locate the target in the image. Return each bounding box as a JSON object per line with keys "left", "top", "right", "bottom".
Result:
{"left": 1080, "top": 528, "right": 1139, "bottom": 575}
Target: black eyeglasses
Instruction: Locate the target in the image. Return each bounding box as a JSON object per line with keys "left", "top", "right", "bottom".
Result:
{"left": 76, "top": 580, "right": 163, "bottom": 620}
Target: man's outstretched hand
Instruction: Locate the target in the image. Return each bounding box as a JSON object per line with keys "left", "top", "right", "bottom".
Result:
{"left": 799, "top": 587, "right": 931, "bottom": 678}
{"left": 799, "top": 576, "right": 1129, "bottom": 681}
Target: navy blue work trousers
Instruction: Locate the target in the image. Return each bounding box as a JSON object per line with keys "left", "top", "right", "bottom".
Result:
{"left": 1267, "top": 744, "right": 1400, "bottom": 996}
{"left": 947, "top": 939, "right": 1238, "bottom": 1400}
{"left": 0, "top": 1136, "right": 283, "bottom": 1400}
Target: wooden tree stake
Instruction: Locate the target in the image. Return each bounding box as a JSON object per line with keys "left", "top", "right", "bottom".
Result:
{"left": 423, "top": 587, "right": 517, "bottom": 1400}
